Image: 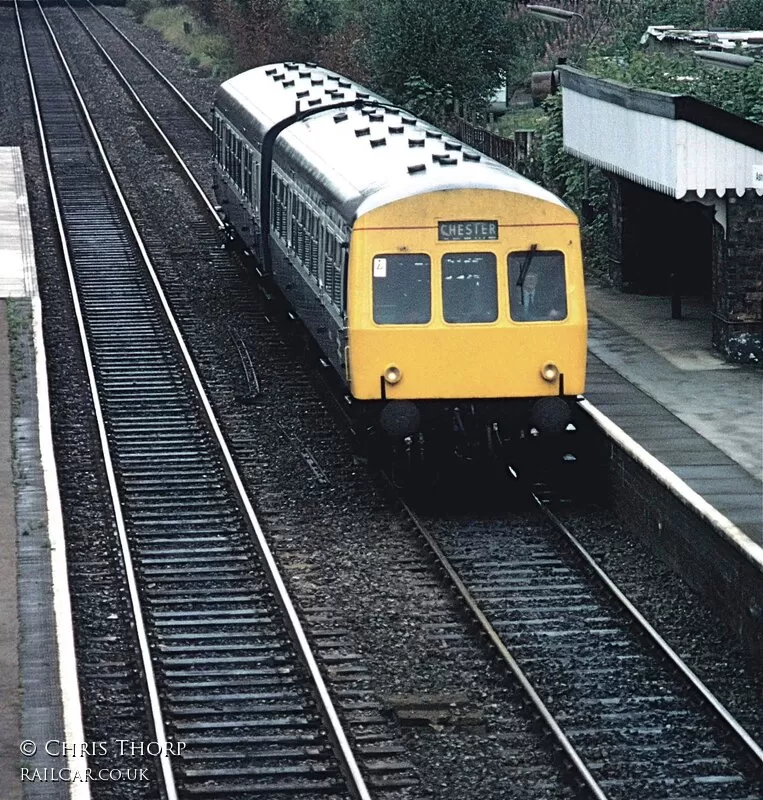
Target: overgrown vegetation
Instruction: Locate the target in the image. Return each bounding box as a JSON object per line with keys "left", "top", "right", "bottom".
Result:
{"left": 128, "top": 0, "right": 762, "bottom": 283}
{"left": 588, "top": 51, "right": 763, "bottom": 123}
{"left": 495, "top": 108, "right": 545, "bottom": 138}
{"left": 129, "top": 2, "right": 235, "bottom": 76}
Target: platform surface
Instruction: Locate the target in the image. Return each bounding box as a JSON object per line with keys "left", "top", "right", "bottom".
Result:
{"left": 585, "top": 285, "right": 763, "bottom": 545}
{"left": 0, "top": 146, "right": 72, "bottom": 799}
{"left": 0, "top": 148, "right": 37, "bottom": 299}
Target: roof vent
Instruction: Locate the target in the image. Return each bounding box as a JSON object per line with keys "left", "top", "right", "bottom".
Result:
{"left": 389, "top": 125, "right": 404, "bottom": 134}
{"left": 308, "top": 98, "right": 322, "bottom": 107}
{"left": 334, "top": 112, "right": 348, "bottom": 123}
{"left": 327, "top": 74, "right": 340, "bottom": 82}
{"left": 370, "top": 137, "right": 386, "bottom": 148}
{"left": 283, "top": 80, "right": 295, "bottom": 88}
{"left": 463, "top": 152, "right": 481, "bottom": 162}
{"left": 296, "top": 90, "right": 309, "bottom": 98}
{"left": 355, "top": 127, "right": 371, "bottom": 137}
{"left": 439, "top": 156, "right": 458, "bottom": 166}
{"left": 265, "top": 67, "right": 277, "bottom": 75}
{"left": 444, "top": 142, "right": 462, "bottom": 151}
{"left": 285, "top": 63, "right": 298, "bottom": 71}
{"left": 408, "top": 138, "right": 425, "bottom": 147}
{"left": 426, "top": 131, "right": 442, "bottom": 139}
{"left": 273, "top": 73, "right": 285, "bottom": 81}
{"left": 299, "top": 70, "right": 310, "bottom": 78}
{"left": 356, "top": 92, "right": 370, "bottom": 99}
{"left": 339, "top": 80, "right": 351, "bottom": 88}
{"left": 311, "top": 78, "right": 324, "bottom": 85}
{"left": 402, "top": 116, "right": 417, "bottom": 126}
{"left": 408, "top": 164, "right": 426, "bottom": 174}
{"left": 330, "top": 91, "right": 345, "bottom": 99}
{"left": 369, "top": 112, "right": 383, "bottom": 122}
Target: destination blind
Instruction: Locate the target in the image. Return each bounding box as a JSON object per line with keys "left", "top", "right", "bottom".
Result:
{"left": 438, "top": 220, "right": 498, "bottom": 241}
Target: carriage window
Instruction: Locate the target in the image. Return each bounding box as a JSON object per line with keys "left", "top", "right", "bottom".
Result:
{"left": 373, "top": 254, "right": 431, "bottom": 324}
{"left": 442, "top": 253, "right": 497, "bottom": 323}
{"left": 508, "top": 250, "right": 567, "bottom": 321}
{"left": 214, "top": 115, "right": 223, "bottom": 164}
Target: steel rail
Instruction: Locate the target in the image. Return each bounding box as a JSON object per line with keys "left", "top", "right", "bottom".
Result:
{"left": 32, "top": 5, "right": 372, "bottom": 797}
{"left": 84, "top": 0, "right": 212, "bottom": 132}
{"left": 64, "top": 0, "right": 223, "bottom": 229}
{"left": 396, "top": 493, "right": 611, "bottom": 800}
{"left": 80, "top": 0, "right": 763, "bottom": 776}
{"left": 532, "top": 492, "right": 763, "bottom": 770}
{"left": 17, "top": 2, "right": 178, "bottom": 797}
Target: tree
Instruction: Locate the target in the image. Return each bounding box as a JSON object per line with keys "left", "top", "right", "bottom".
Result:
{"left": 364, "top": 0, "right": 512, "bottom": 114}
{"left": 714, "top": 0, "right": 763, "bottom": 28}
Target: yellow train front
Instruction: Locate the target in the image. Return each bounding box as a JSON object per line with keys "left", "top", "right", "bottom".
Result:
{"left": 349, "top": 188, "right": 585, "bottom": 454}
{"left": 213, "top": 63, "right": 586, "bottom": 468}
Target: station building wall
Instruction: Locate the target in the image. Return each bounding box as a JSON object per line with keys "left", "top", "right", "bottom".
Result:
{"left": 605, "top": 175, "right": 762, "bottom": 364}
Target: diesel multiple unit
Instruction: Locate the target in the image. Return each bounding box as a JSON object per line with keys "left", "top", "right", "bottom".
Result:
{"left": 213, "top": 63, "right": 587, "bottom": 459}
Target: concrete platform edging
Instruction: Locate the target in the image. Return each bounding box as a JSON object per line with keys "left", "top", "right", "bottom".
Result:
{"left": 2, "top": 143, "right": 90, "bottom": 798}
{"left": 32, "top": 295, "right": 91, "bottom": 800}
{"left": 581, "top": 399, "right": 763, "bottom": 569}
{"left": 580, "top": 398, "right": 763, "bottom": 658}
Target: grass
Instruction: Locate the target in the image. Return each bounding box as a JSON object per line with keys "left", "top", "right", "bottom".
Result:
{"left": 130, "top": 3, "right": 234, "bottom": 78}
{"left": 494, "top": 107, "right": 545, "bottom": 138}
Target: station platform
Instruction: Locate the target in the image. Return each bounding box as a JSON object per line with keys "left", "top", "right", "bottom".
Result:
{"left": 0, "top": 147, "right": 87, "bottom": 799}
{"left": 584, "top": 285, "right": 763, "bottom": 546}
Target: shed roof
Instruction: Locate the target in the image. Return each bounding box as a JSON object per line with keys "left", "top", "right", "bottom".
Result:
{"left": 559, "top": 67, "right": 763, "bottom": 199}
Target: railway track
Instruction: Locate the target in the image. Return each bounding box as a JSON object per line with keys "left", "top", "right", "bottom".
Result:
{"left": 18, "top": 3, "right": 763, "bottom": 798}
{"left": 17, "top": 2, "right": 371, "bottom": 797}
{"left": 404, "top": 484, "right": 763, "bottom": 799}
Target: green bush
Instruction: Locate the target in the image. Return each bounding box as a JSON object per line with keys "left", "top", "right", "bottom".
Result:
{"left": 141, "top": 5, "right": 233, "bottom": 74}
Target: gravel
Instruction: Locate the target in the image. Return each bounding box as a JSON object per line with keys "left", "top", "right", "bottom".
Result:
{"left": 4, "top": 5, "right": 761, "bottom": 798}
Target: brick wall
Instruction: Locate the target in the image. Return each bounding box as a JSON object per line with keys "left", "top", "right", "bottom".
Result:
{"left": 585, "top": 420, "right": 763, "bottom": 660}
{"left": 713, "top": 191, "right": 763, "bottom": 364}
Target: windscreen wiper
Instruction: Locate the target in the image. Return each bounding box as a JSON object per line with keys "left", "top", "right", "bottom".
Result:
{"left": 516, "top": 244, "right": 538, "bottom": 291}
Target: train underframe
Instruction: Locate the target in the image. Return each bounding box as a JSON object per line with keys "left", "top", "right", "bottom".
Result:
{"left": 349, "top": 394, "right": 583, "bottom": 487}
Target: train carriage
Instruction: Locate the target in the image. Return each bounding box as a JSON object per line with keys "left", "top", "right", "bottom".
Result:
{"left": 213, "top": 63, "right": 587, "bottom": 461}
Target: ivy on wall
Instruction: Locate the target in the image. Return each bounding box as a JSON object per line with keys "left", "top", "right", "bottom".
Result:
{"left": 532, "top": 47, "right": 763, "bottom": 284}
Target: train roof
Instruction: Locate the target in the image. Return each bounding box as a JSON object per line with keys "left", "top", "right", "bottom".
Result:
{"left": 217, "top": 63, "right": 570, "bottom": 221}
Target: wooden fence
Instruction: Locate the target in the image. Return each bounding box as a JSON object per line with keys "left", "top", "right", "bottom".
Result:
{"left": 444, "top": 116, "right": 539, "bottom": 174}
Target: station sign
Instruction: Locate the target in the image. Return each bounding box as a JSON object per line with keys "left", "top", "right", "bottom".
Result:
{"left": 438, "top": 220, "right": 499, "bottom": 241}
{"left": 754, "top": 165, "right": 763, "bottom": 189}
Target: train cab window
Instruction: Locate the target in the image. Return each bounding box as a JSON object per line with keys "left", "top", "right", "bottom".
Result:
{"left": 508, "top": 250, "right": 567, "bottom": 322}
{"left": 373, "top": 254, "right": 431, "bottom": 325}
{"left": 442, "top": 253, "right": 497, "bottom": 323}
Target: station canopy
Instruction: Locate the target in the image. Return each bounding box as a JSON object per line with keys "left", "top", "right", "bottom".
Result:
{"left": 559, "top": 66, "right": 763, "bottom": 199}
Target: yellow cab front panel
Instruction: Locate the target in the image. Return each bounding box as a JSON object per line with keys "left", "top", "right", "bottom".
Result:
{"left": 346, "top": 188, "right": 587, "bottom": 400}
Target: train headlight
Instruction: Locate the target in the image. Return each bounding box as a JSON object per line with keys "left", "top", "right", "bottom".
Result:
{"left": 384, "top": 365, "right": 402, "bottom": 385}
{"left": 540, "top": 362, "right": 559, "bottom": 382}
